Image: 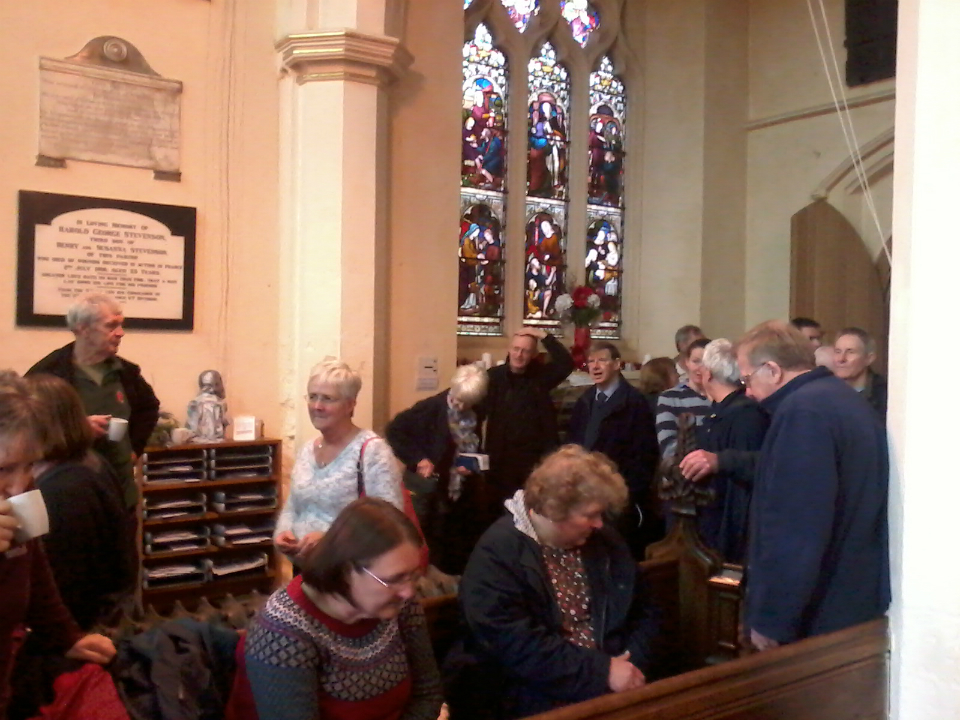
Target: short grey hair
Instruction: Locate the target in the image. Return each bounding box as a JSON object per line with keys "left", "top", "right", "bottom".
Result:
{"left": 307, "top": 359, "right": 362, "bottom": 401}
{"left": 66, "top": 293, "right": 121, "bottom": 332}
{"left": 702, "top": 338, "right": 741, "bottom": 387}
{"left": 450, "top": 363, "right": 488, "bottom": 408}
{"left": 836, "top": 327, "right": 876, "bottom": 356}
{"left": 674, "top": 324, "right": 704, "bottom": 353}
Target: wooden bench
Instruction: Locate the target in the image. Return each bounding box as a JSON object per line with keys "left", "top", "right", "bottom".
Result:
{"left": 525, "top": 618, "right": 888, "bottom": 720}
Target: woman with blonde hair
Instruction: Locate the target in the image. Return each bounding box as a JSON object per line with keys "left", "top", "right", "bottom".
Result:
{"left": 458, "top": 445, "right": 658, "bottom": 719}
{"left": 274, "top": 360, "right": 404, "bottom": 561}
{"left": 386, "top": 362, "right": 489, "bottom": 574}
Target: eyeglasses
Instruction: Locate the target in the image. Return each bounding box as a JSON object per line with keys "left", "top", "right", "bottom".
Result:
{"left": 362, "top": 566, "right": 423, "bottom": 589}
{"left": 304, "top": 393, "right": 341, "bottom": 405}
{"left": 740, "top": 363, "right": 770, "bottom": 387}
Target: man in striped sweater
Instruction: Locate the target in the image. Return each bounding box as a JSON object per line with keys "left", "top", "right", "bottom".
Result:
{"left": 656, "top": 337, "right": 712, "bottom": 461}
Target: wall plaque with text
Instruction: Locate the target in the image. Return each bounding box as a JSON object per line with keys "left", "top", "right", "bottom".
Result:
{"left": 17, "top": 191, "right": 196, "bottom": 330}
{"left": 38, "top": 37, "right": 182, "bottom": 176}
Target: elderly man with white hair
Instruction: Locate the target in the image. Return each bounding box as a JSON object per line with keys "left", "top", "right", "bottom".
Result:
{"left": 678, "top": 339, "right": 767, "bottom": 563}
{"left": 27, "top": 292, "right": 159, "bottom": 511}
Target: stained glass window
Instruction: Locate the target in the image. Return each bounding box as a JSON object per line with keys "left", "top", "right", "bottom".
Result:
{"left": 527, "top": 42, "right": 570, "bottom": 200}
{"left": 588, "top": 56, "right": 626, "bottom": 208}
{"left": 500, "top": 0, "right": 540, "bottom": 33}
{"left": 462, "top": 24, "right": 508, "bottom": 192}
{"left": 584, "top": 217, "right": 622, "bottom": 330}
{"left": 524, "top": 210, "right": 566, "bottom": 322}
{"left": 561, "top": 0, "right": 600, "bottom": 47}
{"left": 460, "top": 23, "right": 508, "bottom": 336}
{"left": 459, "top": 203, "right": 505, "bottom": 328}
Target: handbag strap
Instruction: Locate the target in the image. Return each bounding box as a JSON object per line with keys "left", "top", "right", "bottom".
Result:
{"left": 356, "top": 436, "right": 377, "bottom": 498}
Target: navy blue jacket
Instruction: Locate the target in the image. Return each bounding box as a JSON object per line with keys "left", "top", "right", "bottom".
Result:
{"left": 567, "top": 378, "right": 659, "bottom": 498}
{"left": 459, "top": 515, "right": 658, "bottom": 718}
{"left": 746, "top": 367, "right": 890, "bottom": 643}
{"left": 695, "top": 388, "right": 768, "bottom": 563}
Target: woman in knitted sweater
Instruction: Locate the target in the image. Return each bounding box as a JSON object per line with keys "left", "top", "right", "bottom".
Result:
{"left": 274, "top": 360, "right": 403, "bottom": 562}
{"left": 246, "top": 497, "right": 443, "bottom": 720}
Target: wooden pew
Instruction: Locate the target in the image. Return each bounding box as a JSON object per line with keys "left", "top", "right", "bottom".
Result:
{"left": 524, "top": 618, "right": 888, "bottom": 720}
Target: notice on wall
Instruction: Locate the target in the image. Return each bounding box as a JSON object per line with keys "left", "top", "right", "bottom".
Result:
{"left": 38, "top": 53, "right": 181, "bottom": 173}
{"left": 17, "top": 192, "right": 196, "bottom": 330}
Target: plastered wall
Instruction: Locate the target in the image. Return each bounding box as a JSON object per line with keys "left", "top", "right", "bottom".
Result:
{"left": 0, "top": 0, "right": 283, "bottom": 435}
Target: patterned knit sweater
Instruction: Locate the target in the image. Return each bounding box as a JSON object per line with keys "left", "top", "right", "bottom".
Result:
{"left": 244, "top": 577, "right": 443, "bottom": 720}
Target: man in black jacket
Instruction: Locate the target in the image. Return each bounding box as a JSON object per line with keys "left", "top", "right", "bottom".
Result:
{"left": 568, "top": 341, "right": 659, "bottom": 558}
{"left": 27, "top": 293, "right": 160, "bottom": 510}
{"left": 481, "top": 327, "right": 573, "bottom": 520}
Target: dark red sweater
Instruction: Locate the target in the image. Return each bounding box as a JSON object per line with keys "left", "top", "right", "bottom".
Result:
{"left": 0, "top": 539, "right": 82, "bottom": 716}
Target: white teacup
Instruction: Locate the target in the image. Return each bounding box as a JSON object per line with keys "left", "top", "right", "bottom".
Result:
{"left": 171, "top": 427, "right": 193, "bottom": 445}
{"left": 108, "top": 417, "right": 129, "bottom": 442}
{"left": 9, "top": 489, "right": 50, "bottom": 542}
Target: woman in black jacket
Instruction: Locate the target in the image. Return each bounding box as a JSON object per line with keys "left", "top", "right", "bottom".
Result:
{"left": 456, "top": 445, "right": 659, "bottom": 719}
{"left": 386, "top": 363, "right": 488, "bottom": 574}
{"left": 24, "top": 374, "right": 136, "bottom": 627}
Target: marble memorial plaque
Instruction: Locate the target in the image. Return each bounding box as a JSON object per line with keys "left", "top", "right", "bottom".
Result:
{"left": 38, "top": 37, "right": 182, "bottom": 174}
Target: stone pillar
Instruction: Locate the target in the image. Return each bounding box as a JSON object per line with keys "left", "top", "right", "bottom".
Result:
{"left": 276, "top": 3, "right": 410, "bottom": 444}
{"left": 889, "top": 0, "right": 960, "bottom": 716}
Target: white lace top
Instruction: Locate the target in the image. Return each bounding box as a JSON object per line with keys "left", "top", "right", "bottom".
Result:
{"left": 275, "top": 430, "right": 403, "bottom": 539}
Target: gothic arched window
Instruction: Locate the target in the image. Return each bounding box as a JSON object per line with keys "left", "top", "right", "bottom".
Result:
{"left": 459, "top": 3, "right": 631, "bottom": 340}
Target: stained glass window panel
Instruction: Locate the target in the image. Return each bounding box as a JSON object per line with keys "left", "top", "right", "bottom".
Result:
{"left": 588, "top": 57, "right": 626, "bottom": 208}
{"left": 561, "top": 0, "right": 600, "bottom": 47}
{"left": 527, "top": 43, "right": 570, "bottom": 200}
{"left": 500, "top": 0, "right": 540, "bottom": 33}
{"left": 584, "top": 218, "right": 622, "bottom": 325}
{"left": 459, "top": 204, "right": 505, "bottom": 325}
{"left": 462, "top": 25, "right": 508, "bottom": 192}
{"left": 524, "top": 211, "right": 566, "bottom": 321}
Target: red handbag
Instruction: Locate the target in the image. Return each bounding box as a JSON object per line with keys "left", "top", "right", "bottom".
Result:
{"left": 357, "top": 437, "right": 430, "bottom": 568}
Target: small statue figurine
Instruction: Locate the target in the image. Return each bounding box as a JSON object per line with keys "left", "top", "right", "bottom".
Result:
{"left": 186, "top": 370, "right": 229, "bottom": 442}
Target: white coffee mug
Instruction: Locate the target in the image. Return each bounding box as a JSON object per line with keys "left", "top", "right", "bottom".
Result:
{"left": 9, "top": 489, "right": 50, "bottom": 542}
{"left": 108, "top": 417, "right": 129, "bottom": 442}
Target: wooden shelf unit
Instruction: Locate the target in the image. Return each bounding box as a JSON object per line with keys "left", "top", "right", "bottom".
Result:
{"left": 139, "top": 438, "right": 281, "bottom": 610}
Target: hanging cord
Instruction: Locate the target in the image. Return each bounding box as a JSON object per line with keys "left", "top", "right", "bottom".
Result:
{"left": 805, "top": 0, "right": 893, "bottom": 266}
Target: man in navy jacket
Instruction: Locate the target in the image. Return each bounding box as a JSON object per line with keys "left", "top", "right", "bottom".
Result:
{"left": 737, "top": 321, "right": 889, "bottom": 650}
{"left": 568, "top": 341, "right": 659, "bottom": 557}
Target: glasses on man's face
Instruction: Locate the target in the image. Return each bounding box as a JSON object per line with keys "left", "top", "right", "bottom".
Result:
{"left": 362, "top": 565, "right": 423, "bottom": 589}
{"left": 740, "top": 363, "right": 769, "bottom": 387}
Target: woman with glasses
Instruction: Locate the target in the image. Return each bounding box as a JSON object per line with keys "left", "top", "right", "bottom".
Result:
{"left": 456, "top": 445, "right": 659, "bottom": 720}
{"left": 0, "top": 375, "right": 115, "bottom": 718}
{"left": 244, "top": 497, "right": 443, "bottom": 720}
{"left": 274, "top": 360, "right": 404, "bottom": 562}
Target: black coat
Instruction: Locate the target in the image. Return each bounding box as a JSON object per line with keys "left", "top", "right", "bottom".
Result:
{"left": 386, "top": 390, "right": 458, "bottom": 473}
{"left": 694, "top": 387, "right": 768, "bottom": 563}
{"left": 567, "top": 378, "right": 659, "bottom": 497}
{"left": 458, "top": 515, "right": 658, "bottom": 719}
{"left": 481, "top": 335, "right": 574, "bottom": 504}
{"left": 35, "top": 458, "right": 136, "bottom": 630}
{"left": 27, "top": 342, "right": 160, "bottom": 457}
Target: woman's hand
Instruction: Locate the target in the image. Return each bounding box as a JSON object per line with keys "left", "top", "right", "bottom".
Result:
{"left": 0, "top": 499, "right": 17, "bottom": 553}
{"left": 453, "top": 465, "right": 474, "bottom": 477}
{"left": 274, "top": 530, "right": 300, "bottom": 554}
{"left": 296, "top": 531, "right": 325, "bottom": 557}
{"left": 66, "top": 634, "right": 116, "bottom": 664}
{"left": 416, "top": 459, "right": 435, "bottom": 478}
